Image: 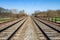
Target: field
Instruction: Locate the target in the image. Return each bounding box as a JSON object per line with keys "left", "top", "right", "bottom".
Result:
{"left": 49, "top": 18, "right": 60, "bottom": 23}
{"left": 0, "top": 18, "right": 15, "bottom": 23}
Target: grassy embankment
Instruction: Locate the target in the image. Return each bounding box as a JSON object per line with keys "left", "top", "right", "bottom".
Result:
{"left": 0, "top": 17, "right": 16, "bottom": 23}
{"left": 49, "top": 18, "right": 60, "bottom": 23}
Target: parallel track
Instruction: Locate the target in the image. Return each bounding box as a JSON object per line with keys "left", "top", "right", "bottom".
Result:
{"left": 32, "top": 17, "right": 60, "bottom": 40}
{"left": 0, "top": 17, "right": 25, "bottom": 32}
{"left": 35, "top": 17, "right": 60, "bottom": 32}
{"left": 35, "top": 17, "right": 60, "bottom": 33}
{"left": 0, "top": 18, "right": 27, "bottom": 40}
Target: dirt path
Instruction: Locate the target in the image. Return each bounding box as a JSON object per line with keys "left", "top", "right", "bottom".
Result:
{"left": 23, "top": 17, "right": 39, "bottom": 40}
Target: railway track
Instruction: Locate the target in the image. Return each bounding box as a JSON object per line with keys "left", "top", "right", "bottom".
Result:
{"left": 35, "top": 17, "right": 60, "bottom": 32}
{"left": 0, "top": 17, "right": 25, "bottom": 32}
{"left": 10, "top": 17, "right": 39, "bottom": 40}
{"left": 32, "top": 17, "right": 60, "bottom": 40}
{"left": 0, "top": 17, "right": 27, "bottom": 40}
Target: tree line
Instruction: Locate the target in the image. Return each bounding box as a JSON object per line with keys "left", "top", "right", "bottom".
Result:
{"left": 32, "top": 10, "right": 60, "bottom": 22}
{"left": 33, "top": 10, "right": 60, "bottom": 18}
{"left": 0, "top": 7, "right": 27, "bottom": 18}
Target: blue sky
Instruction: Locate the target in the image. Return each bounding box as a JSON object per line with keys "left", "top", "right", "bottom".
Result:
{"left": 0, "top": 0, "right": 60, "bottom": 14}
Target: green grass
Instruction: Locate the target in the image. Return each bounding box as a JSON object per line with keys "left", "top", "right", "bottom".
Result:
{"left": 0, "top": 18, "right": 14, "bottom": 23}
{"left": 50, "top": 18, "right": 60, "bottom": 23}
